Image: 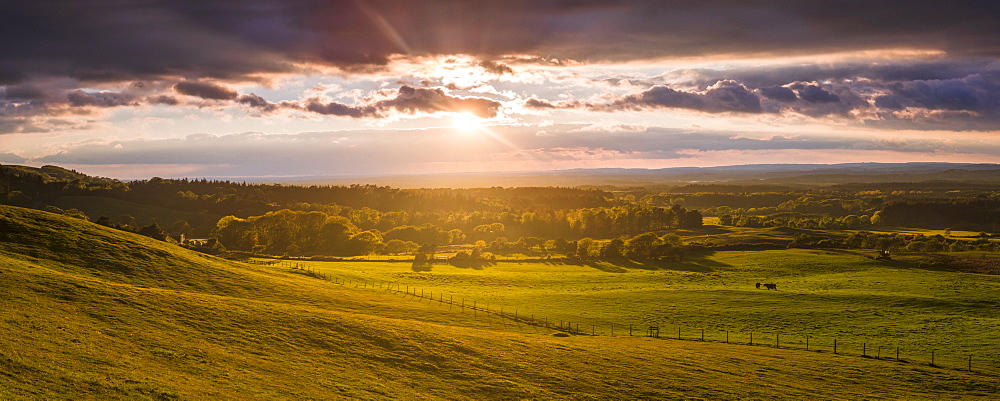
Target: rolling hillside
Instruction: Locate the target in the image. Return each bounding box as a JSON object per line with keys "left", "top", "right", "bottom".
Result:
{"left": 1, "top": 205, "right": 997, "bottom": 399}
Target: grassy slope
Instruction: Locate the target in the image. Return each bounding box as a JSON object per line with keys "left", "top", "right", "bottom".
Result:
{"left": 1, "top": 206, "right": 997, "bottom": 399}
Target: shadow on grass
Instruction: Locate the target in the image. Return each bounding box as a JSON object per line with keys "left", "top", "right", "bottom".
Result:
{"left": 411, "top": 263, "right": 434, "bottom": 272}
{"left": 677, "top": 225, "right": 733, "bottom": 236}
{"left": 572, "top": 251, "right": 732, "bottom": 273}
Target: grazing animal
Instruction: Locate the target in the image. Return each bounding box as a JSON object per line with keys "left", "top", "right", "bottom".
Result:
{"left": 763, "top": 283, "right": 777, "bottom": 290}
{"left": 755, "top": 282, "right": 761, "bottom": 289}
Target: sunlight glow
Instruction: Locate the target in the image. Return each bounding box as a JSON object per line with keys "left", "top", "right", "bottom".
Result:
{"left": 452, "top": 113, "right": 485, "bottom": 131}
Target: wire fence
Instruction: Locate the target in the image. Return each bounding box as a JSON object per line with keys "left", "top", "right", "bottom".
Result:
{"left": 249, "top": 259, "right": 997, "bottom": 376}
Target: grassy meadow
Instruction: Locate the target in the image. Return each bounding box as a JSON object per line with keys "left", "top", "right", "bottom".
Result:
{"left": 2, "top": 205, "right": 999, "bottom": 399}
{"left": 297, "top": 247, "right": 1000, "bottom": 374}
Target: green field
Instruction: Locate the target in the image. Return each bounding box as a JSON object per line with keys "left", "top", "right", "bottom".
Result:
{"left": 2, "top": 205, "right": 999, "bottom": 399}
{"left": 297, "top": 249, "right": 1000, "bottom": 374}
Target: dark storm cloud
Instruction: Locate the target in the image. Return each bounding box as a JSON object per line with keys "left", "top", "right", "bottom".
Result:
{"left": 2, "top": 1, "right": 999, "bottom": 85}
{"left": 67, "top": 90, "right": 137, "bottom": 108}
{"left": 524, "top": 59, "right": 1000, "bottom": 129}
{"left": 1, "top": 0, "right": 998, "bottom": 133}
{"left": 147, "top": 95, "right": 179, "bottom": 106}
{"left": 887, "top": 74, "right": 1000, "bottom": 112}
{"left": 602, "top": 81, "right": 762, "bottom": 114}
{"left": 1, "top": 85, "right": 47, "bottom": 101}
{"left": 794, "top": 84, "right": 840, "bottom": 104}
{"left": 675, "top": 59, "right": 1000, "bottom": 90}
{"left": 174, "top": 82, "right": 238, "bottom": 100}
{"left": 236, "top": 94, "right": 283, "bottom": 113}
{"left": 305, "top": 100, "right": 374, "bottom": 118}
{"left": 759, "top": 86, "right": 797, "bottom": 102}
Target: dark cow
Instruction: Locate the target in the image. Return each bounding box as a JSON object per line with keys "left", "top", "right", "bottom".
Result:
{"left": 763, "top": 283, "right": 777, "bottom": 290}
{"left": 755, "top": 282, "right": 761, "bottom": 289}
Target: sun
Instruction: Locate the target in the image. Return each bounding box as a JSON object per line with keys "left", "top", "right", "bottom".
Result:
{"left": 451, "top": 112, "right": 484, "bottom": 131}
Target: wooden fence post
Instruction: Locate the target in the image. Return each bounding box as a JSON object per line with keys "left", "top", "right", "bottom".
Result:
{"left": 806, "top": 335, "right": 809, "bottom": 351}
{"left": 775, "top": 333, "right": 779, "bottom": 348}
{"left": 701, "top": 329, "right": 705, "bottom": 341}
{"left": 726, "top": 331, "right": 729, "bottom": 344}
{"left": 750, "top": 332, "right": 753, "bottom": 345}
{"left": 834, "top": 338, "right": 838, "bottom": 354}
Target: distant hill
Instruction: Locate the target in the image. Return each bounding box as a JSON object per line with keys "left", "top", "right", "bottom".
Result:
{"left": 269, "top": 162, "right": 1000, "bottom": 188}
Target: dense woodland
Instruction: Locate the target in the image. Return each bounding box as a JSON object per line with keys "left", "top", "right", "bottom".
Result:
{"left": 3, "top": 164, "right": 1000, "bottom": 258}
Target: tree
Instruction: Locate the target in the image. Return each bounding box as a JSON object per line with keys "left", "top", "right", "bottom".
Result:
{"left": 138, "top": 223, "right": 167, "bottom": 241}
{"left": 384, "top": 239, "right": 418, "bottom": 255}
{"left": 602, "top": 238, "right": 624, "bottom": 259}
{"left": 575, "top": 237, "right": 595, "bottom": 259}
{"left": 118, "top": 214, "right": 137, "bottom": 230}
{"left": 624, "top": 232, "right": 660, "bottom": 259}
{"left": 348, "top": 230, "right": 384, "bottom": 255}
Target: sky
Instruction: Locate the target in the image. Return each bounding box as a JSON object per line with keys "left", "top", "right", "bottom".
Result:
{"left": 1, "top": 0, "right": 999, "bottom": 179}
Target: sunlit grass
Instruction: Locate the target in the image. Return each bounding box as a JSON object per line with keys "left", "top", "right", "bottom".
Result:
{"left": 301, "top": 248, "right": 1000, "bottom": 374}
{"left": 2, "top": 205, "right": 998, "bottom": 399}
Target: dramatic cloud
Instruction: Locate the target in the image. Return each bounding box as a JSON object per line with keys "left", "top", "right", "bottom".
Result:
{"left": 516, "top": 59, "right": 1000, "bottom": 129}
{"left": 3, "top": 1, "right": 999, "bottom": 177}
{"left": 174, "top": 82, "right": 239, "bottom": 100}
{"left": 759, "top": 86, "right": 797, "bottom": 102}
{"left": 67, "top": 90, "right": 136, "bottom": 108}
{"left": 378, "top": 86, "right": 502, "bottom": 118}
{"left": 478, "top": 60, "right": 514, "bottom": 75}
{"left": 2, "top": 1, "right": 999, "bottom": 85}
{"left": 306, "top": 86, "right": 502, "bottom": 118}
{"left": 1, "top": 85, "right": 46, "bottom": 100}
{"left": 305, "top": 101, "right": 375, "bottom": 118}
{"left": 531, "top": 80, "right": 763, "bottom": 115}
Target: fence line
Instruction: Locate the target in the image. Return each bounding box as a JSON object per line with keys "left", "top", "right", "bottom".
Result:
{"left": 247, "top": 258, "right": 995, "bottom": 374}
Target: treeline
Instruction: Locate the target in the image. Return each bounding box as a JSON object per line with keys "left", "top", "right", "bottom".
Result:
{"left": 719, "top": 212, "right": 873, "bottom": 230}
{"left": 38, "top": 203, "right": 198, "bottom": 245}
{"left": 878, "top": 199, "right": 1000, "bottom": 231}
{"left": 788, "top": 231, "right": 1000, "bottom": 252}
{"left": 210, "top": 205, "right": 703, "bottom": 256}
{"left": 1, "top": 164, "right": 616, "bottom": 236}
{"left": 701, "top": 196, "right": 879, "bottom": 218}
{"left": 2, "top": 165, "right": 612, "bottom": 216}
